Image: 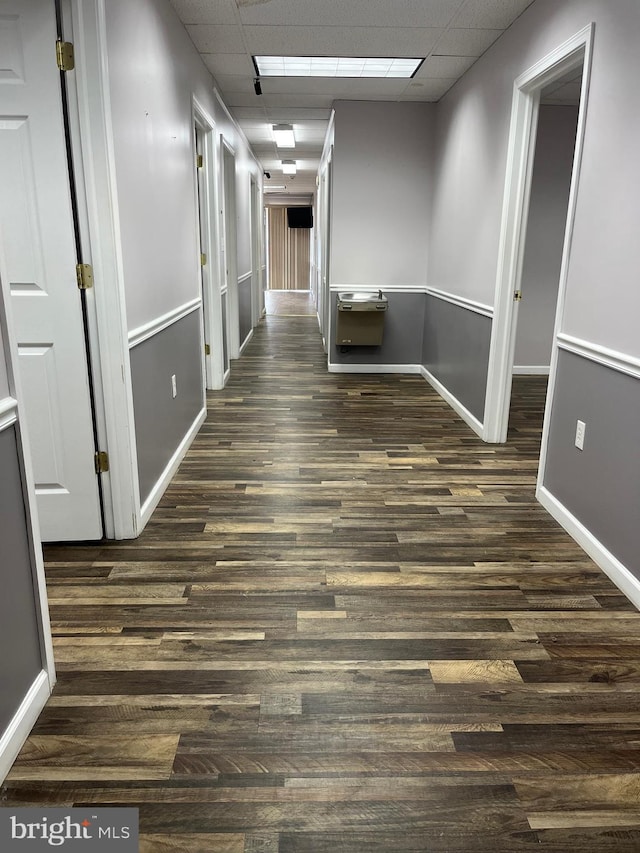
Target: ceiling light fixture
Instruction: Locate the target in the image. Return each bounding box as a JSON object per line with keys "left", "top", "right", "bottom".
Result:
{"left": 272, "top": 124, "right": 295, "bottom": 148}
{"left": 281, "top": 160, "right": 296, "bottom": 175}
{"left": 254, "top": 56, "right": 423, "bottom": 79}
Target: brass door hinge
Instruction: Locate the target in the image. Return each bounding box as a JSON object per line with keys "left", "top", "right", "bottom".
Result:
{"left": 56, "top": 40, "right": 75, "bottom": 72}
{"left": 94, "top": 451, "right": 109, "bottom": 474}
{"left": 76, "top": 263, "right": 94, "bottom": 290}
{"left": 204, "top": 343, "right": 211, "bottom": 356}
{"left": 200, "top": 253, "right": 207, "bottom": 267}
{"left": 514, "top": 290, "right": 522, "bottom": 301}
{"left": 196, "top": 154, "right": 204, "bottom": 169}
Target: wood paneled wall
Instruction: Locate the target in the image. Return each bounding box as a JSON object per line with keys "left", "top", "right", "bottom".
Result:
{"left": 267, "top": 207, "right": 311, "bottom": 290}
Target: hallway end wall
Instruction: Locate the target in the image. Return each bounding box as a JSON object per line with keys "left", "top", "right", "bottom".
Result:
{"left": 330, "top": 101, "right": 435, "bottom": 292}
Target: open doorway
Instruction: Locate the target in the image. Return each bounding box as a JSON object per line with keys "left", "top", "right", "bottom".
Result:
{"left": 221, "top": 140, "right": 238, "bottom": 370}
{"left": 483, "top": 24, "right": 594, "bottom": 445}
{"left": 193, "top": 102, "right": 225, "bottom": 391}
{"left": 509, "top": 72, "right": 582, "bottom": 435}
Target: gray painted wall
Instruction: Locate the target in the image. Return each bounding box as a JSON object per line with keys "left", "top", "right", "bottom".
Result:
{"left": 331, "top": 101, "right": 435, "bottom": 289}
{"left": 330, "top": 292, "right": 424, "bottom": 367}
{"left": 239, "top": 276, "right": 252, "bottom": 347}
{"left": 515, "top": 105, "right": 578, "bottom": 369}
{"left": 130, "top": 310, "right": 204, "bottom": 504}
{"left": 422, "top": 296, "right": 492, "bottom": 423}
{"left": 0, "top": 426, "right": 43, "bottom": 732}
{"left": 543, "top": 350, "right": 640, "bottom": 578}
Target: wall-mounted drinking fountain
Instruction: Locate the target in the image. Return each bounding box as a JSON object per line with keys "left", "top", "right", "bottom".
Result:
{"left": 336, "top": 291, "right": 388, "bottom": 346}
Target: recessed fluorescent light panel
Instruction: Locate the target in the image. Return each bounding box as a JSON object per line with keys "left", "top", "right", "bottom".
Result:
{"left": 254, "top": 56, "right": 423, "bottom": 79}
{"left": 272, "top": 124, "right": 295, "bottom": 148}
{"left": 281, "top": 160, "right": 297, "bottom": 175}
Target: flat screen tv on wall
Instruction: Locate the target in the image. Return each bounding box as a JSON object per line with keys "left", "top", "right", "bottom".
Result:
{"left": 287, "top": 206, "right": 313, "bottom": 229}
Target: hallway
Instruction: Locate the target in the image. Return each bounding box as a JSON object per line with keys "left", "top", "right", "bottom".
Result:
{"left": 4, "top": 313, "right": 640, "bottom": 852}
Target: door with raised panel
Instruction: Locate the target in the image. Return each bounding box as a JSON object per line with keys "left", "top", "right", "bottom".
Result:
{"left": 0, "top": 0, "right": 102, "bottom": 540}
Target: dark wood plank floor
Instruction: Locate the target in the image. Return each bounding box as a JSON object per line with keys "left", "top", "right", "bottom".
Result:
{"left": 4, "top": 313, "right": 640, "bottom": 852}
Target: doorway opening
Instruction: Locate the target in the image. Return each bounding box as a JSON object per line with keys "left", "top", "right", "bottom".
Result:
{"left": 221, "top": 141, "right": 238, "bottom": 366}
{"left": 483, "top": 25, "right": 594, "bottom": 451}
{"left": 193, "top": 102, "right": 224, "bottom": 390}
{"left": 509, "top": 71, "right": 582, "bottom": 439}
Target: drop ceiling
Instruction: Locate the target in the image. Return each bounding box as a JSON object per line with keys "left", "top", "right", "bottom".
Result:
{"left": 170, "top": 0, "right": 537, "bottom": 195}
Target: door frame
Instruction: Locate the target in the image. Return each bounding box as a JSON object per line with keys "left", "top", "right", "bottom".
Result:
{"left": 221, "top": 138, "right": 240, "bottom": 360}
{"left": 62, "top": 0, "right": 139, "bottom": 538}
{"left": 250, "top": 175, "right": 262, "bottom": 326}
{"left": 193, "top": 96, "right": 225, "bottom": 390}
{"left": 0, "top": 241, "right": 56, "bottom": 780}
{"left": 483, "top": 23, "right": 595, "bottom": 445}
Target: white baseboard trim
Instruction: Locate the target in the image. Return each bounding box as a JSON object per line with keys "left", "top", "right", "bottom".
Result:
{"left": 537, "top": 485, "right": 640, "bottom": 611}
{"left": 328, "top": 363, "right": 421, "bottom": 375}
{"left": 0, "top": 670, "right": 51, "bottom": 784}
{"left": 139, "top": 406, "right": 207, "bottom": 530}
{"left": 420, "top": 365, "right": 484, "bottom": 438}
{"left": 513, "top": 365, "right": 550, "bottom": 375}
{"left": 239, "top": 329, "right": 254, "bottom": 355}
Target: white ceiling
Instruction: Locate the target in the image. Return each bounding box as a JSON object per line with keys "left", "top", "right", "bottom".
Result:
{"left": 170, "top": 0, "right": 537, "bottom": 195}
{"left": 541, "top": 68, "right": 583, "bottom": 105}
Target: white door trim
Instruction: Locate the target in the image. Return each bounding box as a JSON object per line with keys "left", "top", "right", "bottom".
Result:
{"left": 0, "top": 244, "right": 55, "bottom": 688}
{"left": 250, "top": 176, "right": 262, "bottom": 326}
{"left": 483, "top": 23, "right": 595, "bottom": 446}
{"left": 193, "top": 96, "right": 225, "bottom": 390}
{"left": 65, "top": 0, "right": 140, "bottom": 538}
{"left": 0, "top": 267, "right": 54, "bottom": 781}
{"left": 221, "top": 139, "right": 240, "bottom": 360}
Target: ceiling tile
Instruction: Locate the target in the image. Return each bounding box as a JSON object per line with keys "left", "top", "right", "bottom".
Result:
{"left": 416, "top": 54, "right": 476, "bottom": 78}
{"left": 230, "top": 107, "right": 270, "bottom": 119}
{"left": 258, "top": 78, "right": 353, "bottom": 97}
{"left": 243, "top": 25, "right": 443, "bottom": 57}
{"left": 542, "top": 82, "right": 582, "bottom": 104}
{"left": 400, "top": 77, "right": 458, "bottom": 99}
{"left": 215, "top": 75, "right": 256, "bottom": 95}
{"left": 452, "top": 0, "right": 535, "bottom": 30}
{"left": 201, "top": 53, "right": 255, "bottom": 78}
{"left": 185, "top": 24, "right": 246, "bottom": 53}
{"left": 169, "top": 0, "right": 238, "bottom": 25}
{"left": 434, "top": 27, "right": 503, "bottom": 56}
{"left": 265, "top": 109, "right": 333, "bottom": 120}
{"left": 238, "top": 0, "right": 465, "bottom": 28}
{"left": 262, "top": 94, "right": 335, "bottom": 109}
{"left": 342, "top": 78, "right": 411, "bottom": 98}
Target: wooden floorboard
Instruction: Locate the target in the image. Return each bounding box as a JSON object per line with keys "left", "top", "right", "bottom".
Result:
{"left": 4, "top": 312, "right": 640, "bottom": 851}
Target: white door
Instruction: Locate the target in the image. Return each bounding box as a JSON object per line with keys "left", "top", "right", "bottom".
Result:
{"left": 0, "top": 0, "right": 102, "bottom": 540}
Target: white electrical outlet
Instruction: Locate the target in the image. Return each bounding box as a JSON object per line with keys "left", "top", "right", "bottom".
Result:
{"left": 171, "top": 374, "right": 177, "bottom": 398}
{"left": 575, "top": 419, "right": 585, "bottom": 450}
